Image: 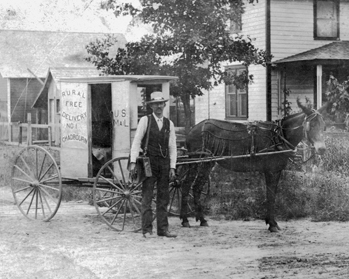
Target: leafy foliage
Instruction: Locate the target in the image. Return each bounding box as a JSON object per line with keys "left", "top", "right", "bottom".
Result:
{"left": 325, "top": 78, "right": 349, "bottom": 123}
{"left": 86, "top": 0, "right": 271, "bottom": 129}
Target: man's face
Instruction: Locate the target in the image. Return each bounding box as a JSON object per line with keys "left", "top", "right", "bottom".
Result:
{"left": 150, "top": 102, "right": 166, "bottom": 115}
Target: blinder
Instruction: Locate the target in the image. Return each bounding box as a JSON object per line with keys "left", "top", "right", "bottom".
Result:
{"left": 302, "top": 110, "right": 324, "bottom": 142}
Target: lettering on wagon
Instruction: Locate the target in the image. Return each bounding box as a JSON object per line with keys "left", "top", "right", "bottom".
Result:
{"left": 113, "top": 109, "right": 129, "bottom": 127}
{"left": 61, "top": 90, "right": 86, "bottom": 98}
{"left": 62, "top": 133, "right": 88, "bottom": 144}
{"left": 61, "top": 111, "right": 87, "bottom": 122}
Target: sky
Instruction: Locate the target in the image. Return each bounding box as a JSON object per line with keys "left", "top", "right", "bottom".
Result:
{"left": 0, "top": 0, "right": 147, "bottom": 40}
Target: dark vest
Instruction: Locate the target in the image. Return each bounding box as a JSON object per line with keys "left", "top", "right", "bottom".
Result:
{"left": 141, "top": 115, "right": 170, "bottom": 158}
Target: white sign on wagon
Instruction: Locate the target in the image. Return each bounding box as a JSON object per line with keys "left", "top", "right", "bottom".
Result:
{"left": 60, "top": 82, "right": 89, "bottom": 178}
{"left": 60, "top": 83, "right": 88, "bottom": 149}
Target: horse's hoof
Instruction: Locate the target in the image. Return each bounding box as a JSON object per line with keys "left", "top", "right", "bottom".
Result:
{"left": 182, "top": 222, "right": 190, "bottom": 228}
{"left": 269, "top": 225, "right": 281, "bottom": 232}
{"left": 200, "top": 221, "right": 209, "bottom": 227}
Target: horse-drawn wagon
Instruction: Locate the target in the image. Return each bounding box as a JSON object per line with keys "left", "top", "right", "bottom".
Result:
{"left": 10, "top": 68, "right": 328, "bottom": 233}
{"left": 10, "top": 70, "right": 184, "bottom": 232}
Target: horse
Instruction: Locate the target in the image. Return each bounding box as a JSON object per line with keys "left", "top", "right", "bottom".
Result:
{"left": 179, "top": 99, "right": 327, "bottom": 232}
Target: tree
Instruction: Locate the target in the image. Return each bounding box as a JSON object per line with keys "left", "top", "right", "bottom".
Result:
{"left": 86, "top": 0, "right": 271, "bottom": 131}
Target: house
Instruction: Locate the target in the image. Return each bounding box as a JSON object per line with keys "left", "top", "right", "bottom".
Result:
{"left": 0, "top": 30, "right": 126, "bottom": 130}
{"left": 195, "top": 0, "right": 349, "bottom": 123}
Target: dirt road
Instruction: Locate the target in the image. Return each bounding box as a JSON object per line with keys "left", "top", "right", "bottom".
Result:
{"left": 1, "top": 186, "right": 349, "bottom": 279}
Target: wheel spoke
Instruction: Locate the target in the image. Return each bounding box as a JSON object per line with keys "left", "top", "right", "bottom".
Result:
{"left": 39, "top": 163, "right": 54, "bottom": 181}
{"left": 130, "top": 182, "right": 142, "bottom": 193}
{"left": 128, "top": 200, "right": 137, "bottom": 229}
{"left": 37, "top": 183, "right": 60, "bottom": 192}
{"left": 110, "top": 199, "right": 125, "bottom": 225}
{"left": 13, "top": 185, "right": 31, "bottom": 193}
{"left": 38, "top": 189, "right": 46, "bottom": 218}
{"left": 38, "top": 153, "right": 47, "bottom": 180}
{"left": 18, "top": 187, "right": 35, "bottom": 206}
{"left": 130, "top": 199, "right": 141, "bottom": 215}
{"left": 39, "top": 188, "right": 53, "bottom": 214}
{"left": 106, "top": 165, "right": 124, "bottom": 189}
{"left": 19, "top": 155, "right": 36, "bottom": 180}
{"left": 95, "top": 188, "right": 121, "bottom": 195}
{"left": 168, "top": 187, "right": 177, "bottom": 213}
{"left": 14, "top": 165, "right": 35, "bottom": 182}
{"left": 38, "top": 185, "right": 59, "bottom": 204}
{"left": 97, "top": 195, "right": 120, "bottom": 204}
{"left": 122, "top": 200, "right": 127, "bottom": 231}
{"left": 39, "top": 174, "right": 59, "bottom": 184}
{"left": 35, "top": 188, "right": 39, "bottom": 219}
{"left": 99, "top": 175, "right": 124, "bottom": 192}
{"left": 26, "top": 188, "right": 36, "bottom": 215}
{"left": 117, "top": 160, "right": 127, "bottom": 185}
{"left": 100, "top": 197, "right": 123, "bottom": 216}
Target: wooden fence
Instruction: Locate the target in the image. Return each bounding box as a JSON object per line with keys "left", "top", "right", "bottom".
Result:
{"left": 0, "top": 113, "right": 52, "bottom": 146}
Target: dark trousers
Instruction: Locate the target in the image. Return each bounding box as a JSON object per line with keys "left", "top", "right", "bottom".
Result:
{"left": 141, "top": 156, "right": 170, "bottom": 235}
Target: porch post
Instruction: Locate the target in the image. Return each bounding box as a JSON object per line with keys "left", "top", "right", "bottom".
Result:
{"left": 316, "top": 65, "right": 323, "bottom": 109}
{"left": 276, "top": 69, "right": 281, "bottom": 118}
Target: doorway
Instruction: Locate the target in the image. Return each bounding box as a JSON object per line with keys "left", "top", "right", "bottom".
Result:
{"left": 90, "top": 84, "right": 112, "bottom": 176}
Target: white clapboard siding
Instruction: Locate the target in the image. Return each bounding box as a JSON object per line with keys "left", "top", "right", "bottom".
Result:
{"left": 242, "top": 1, "right": 267, "bottom": 121}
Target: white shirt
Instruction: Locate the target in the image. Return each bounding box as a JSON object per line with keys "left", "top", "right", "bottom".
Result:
{"left": 130, "top": 113, "right": 177, "bottom": 169}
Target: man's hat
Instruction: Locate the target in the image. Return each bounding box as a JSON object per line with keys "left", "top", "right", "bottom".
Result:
{"left": 146, "top": 91, "right": 168, "bottom": 104}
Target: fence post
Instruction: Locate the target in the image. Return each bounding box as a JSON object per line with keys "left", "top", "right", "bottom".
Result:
{"left": 27, "top": 113, "right": 32, "bottom": 145}
{"left": 8, "top": 123, "right": 12, "bottom": 143}
{"left": 18, "top": 125, "right": 22, "bottom": 144}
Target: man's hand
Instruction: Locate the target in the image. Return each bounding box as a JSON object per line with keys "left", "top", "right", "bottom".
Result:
{"left": 129, "top": 162, "right": 137, "bottom": 179}
{"left": 169, "top": 168, "right": 176, "bottom": 181}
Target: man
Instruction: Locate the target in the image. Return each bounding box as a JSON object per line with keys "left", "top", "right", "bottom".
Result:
{"left": 129, "top": 91, "right": 177, "bottom": 238}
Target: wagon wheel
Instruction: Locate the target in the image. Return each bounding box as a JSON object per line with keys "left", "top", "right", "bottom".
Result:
{"left": 93, "top": 157, "right": 155, "bottom": 232}
{"left": 168, "top": 164, "right": 211, "bottom": 217}
{"left": 11, "top": 145, "right": 62, "bottom": 221}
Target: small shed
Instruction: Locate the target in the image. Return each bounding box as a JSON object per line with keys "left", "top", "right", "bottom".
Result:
{"left": 32, "top": 68, "right": 178, "bottom": 178}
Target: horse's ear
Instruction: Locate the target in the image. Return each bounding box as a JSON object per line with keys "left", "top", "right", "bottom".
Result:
{"left": 296, "top": 98, "right": 312, "bottom": 115}
{"left": 317, "top": 101, "right": 331, "bottom": 115}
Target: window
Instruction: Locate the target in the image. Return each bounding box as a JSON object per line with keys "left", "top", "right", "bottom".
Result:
{"left": 314, "top": 0, "right": 339, "bottom": 40}
{"left": 225, "top": 68, "right": 247, "bottom": 119}
{"left": 226, "top": 17, "right": 242, "bottom": 34}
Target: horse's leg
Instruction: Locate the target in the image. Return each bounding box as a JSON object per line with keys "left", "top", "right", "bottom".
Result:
{"left": 193, "top": 162, "right": 213, "bottom": 226}
{"left": 180, "top": 178, "right": 191, "bottom": 227}
{"left": 264, "top": 170, "right": 282, "bottom": 232}
{"left": 180, "top": 165, "right": 192, "bottom": 227}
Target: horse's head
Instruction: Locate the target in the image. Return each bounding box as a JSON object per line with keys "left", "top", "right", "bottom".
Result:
{"left": 297, "top": 99, "right": 326, "bottom": 155}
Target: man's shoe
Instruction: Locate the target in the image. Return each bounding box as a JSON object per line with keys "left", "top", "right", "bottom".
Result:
{"left": 158, "top": 231, "right": 177, "bottom": 238}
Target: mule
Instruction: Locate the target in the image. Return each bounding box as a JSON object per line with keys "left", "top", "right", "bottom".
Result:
{"left": 180, "top": 99, "right": 327, "bottom": 232}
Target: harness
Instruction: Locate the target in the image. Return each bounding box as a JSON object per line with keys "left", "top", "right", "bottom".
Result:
{"left": 200, "top": 110, "right": 324, "bottom": 159}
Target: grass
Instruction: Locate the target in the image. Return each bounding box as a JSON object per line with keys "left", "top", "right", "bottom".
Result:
{"left": 207, "top": 131, "right": 349, "bottom": 222}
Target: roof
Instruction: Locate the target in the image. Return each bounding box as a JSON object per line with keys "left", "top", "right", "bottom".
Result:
{"left": 0, "top": 30, "right": 126, "bottom": 78}
{"left": 32, "top": 67, "right": 178, "bottom": 108}
{"left": 273, "top": 41, "right": 349, "bottom": 64}
{"left": 58, "top": 75, "right": 179, "bottom": 83}
{"left": 32, "top": 67, "right": 102, "bottom": 108}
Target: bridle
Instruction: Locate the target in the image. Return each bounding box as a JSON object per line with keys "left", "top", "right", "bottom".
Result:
{"left": 279, "top": 109, "right": 324, "bottom": 148}
{"left": 302, "top": 110, "right": 324, "bottom": 143}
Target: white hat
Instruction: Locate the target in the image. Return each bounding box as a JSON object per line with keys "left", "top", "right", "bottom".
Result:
{"left": 146, "top": 91, "right": 168, "bottom": 104}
